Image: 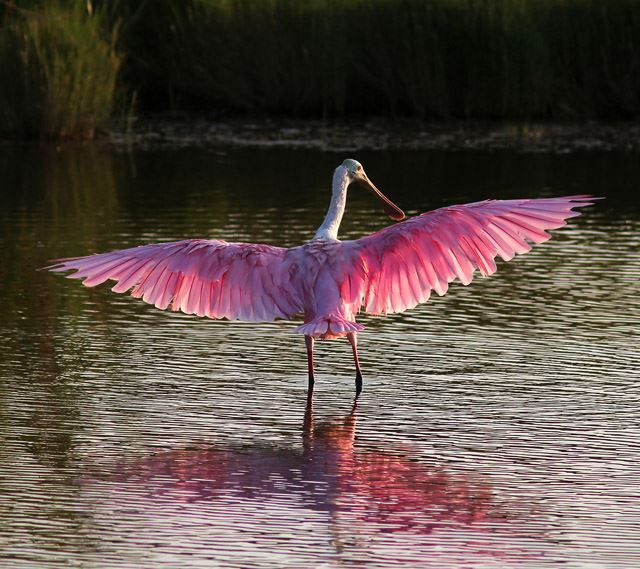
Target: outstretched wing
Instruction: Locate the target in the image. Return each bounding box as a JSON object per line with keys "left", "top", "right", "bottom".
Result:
{"left": 348, "top": 196, "right": 596, "bottom": 315}
{"left": 47, "top": 239, "right": 302, "bottom": 321}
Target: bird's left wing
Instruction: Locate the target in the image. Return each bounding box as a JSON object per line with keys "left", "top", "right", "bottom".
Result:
{"left": 346, "top": 196, "right": 596, "bottom": 315}
{"left": 46, "top": 239, "right": 302, "bottom": 321}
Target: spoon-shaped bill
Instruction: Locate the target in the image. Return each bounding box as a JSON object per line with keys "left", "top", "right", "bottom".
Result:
{"left": 357, "top": 174, "right": 405, "bottom": 221}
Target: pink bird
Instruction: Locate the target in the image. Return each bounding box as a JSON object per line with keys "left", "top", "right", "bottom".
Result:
{"left": 47, "top": 159, "right": 595, "bottom": 399}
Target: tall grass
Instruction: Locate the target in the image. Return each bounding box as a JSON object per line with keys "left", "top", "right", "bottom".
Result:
{"left": 1, "top": 0, "right": 639, "bottom": 137}
{"left": 0, "top": 2, "right": 121, "bottom": 139}
{"left": 109, "top": 0, "right": 640, "bottom": 120}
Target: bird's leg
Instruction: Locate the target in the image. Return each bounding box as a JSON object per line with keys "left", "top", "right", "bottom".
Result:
{"left": 347, "top": 332, "right": 363, "bottom": 397}
{"left": 305, "top": 335, "right": 315, "bottom": 401}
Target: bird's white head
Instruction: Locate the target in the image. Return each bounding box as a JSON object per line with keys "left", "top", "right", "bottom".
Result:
{"left": 339, "top": 158, "right": 405, "bottom": 221}
{"left": 315, "top": 159, "right": 405, "bottom": 240}
{"left": 342, "top": 158, "right": 364, "bottom": 177}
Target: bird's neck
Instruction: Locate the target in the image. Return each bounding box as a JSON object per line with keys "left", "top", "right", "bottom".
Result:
{"left": 313, "top": 168, "right": 349, "bottom": 241}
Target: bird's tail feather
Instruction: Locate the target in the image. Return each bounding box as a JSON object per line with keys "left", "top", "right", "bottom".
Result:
{"left": 294, "top": 315, "right": 364, "bottom": 338}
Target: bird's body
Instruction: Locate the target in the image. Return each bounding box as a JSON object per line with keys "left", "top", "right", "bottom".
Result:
{"left": 47, "top": 159, "right": 595, "bottom": 399}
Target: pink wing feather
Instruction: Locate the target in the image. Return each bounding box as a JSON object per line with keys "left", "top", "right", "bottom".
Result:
{"left": 47, "top": 239, "right": 302, "bottom": 321}
{"left": 350, "top": 196, "right": 596, "bottom": 315}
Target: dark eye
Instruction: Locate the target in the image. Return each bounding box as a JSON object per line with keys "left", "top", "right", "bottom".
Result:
{"left": 357, "top": 165, "right": 362, "bottom": 171}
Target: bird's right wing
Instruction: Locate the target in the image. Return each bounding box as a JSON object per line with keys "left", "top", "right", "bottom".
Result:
{"left": 348, "top": 196, "right": 596, "bottom": 316}
{"left": 46, "top": 239, "right": 303, "bottom": 321}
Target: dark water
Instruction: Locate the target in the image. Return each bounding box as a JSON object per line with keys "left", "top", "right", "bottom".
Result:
{"left": 0, "top": 144, "right": 638, "bottom": 568}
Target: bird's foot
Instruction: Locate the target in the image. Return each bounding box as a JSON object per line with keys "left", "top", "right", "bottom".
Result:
{"left": 355, "top": 370, "right": 363, "bottom": 397}
{"left": 307, "top": 374, "right": 315, "bottom": 402}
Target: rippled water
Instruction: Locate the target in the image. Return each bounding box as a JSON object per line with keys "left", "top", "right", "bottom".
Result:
{"left": 0, "top": 145, "right": 639, "bottom": 568}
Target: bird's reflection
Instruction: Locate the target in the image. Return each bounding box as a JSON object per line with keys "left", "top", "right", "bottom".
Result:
{"left": 117, "top": 402, "right": 496, "bottom": 536}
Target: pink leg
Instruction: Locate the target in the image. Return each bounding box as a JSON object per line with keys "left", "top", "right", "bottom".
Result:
{"left": 347, "top": 332, "right": 363, "bottom": 396}
{"left": 305, "top": 335, "right": 315, "bottom": 401}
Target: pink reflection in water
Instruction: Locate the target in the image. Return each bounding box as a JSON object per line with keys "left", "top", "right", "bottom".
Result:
{"left": 114, "top": 402, "right": 501, "bottom": 537}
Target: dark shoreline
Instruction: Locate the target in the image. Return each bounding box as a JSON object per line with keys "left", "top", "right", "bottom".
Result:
{"left": 107, "top": 119, "right": 640, "bottom": 153}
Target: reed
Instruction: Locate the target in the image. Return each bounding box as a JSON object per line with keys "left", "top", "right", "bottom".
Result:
{"left": 2, "top": 0, "right": 639, "bottom": 137}
{"left": 111, "top": 0, "right": 640, "bottom": 120}
{"left": 0, "top": 1, "right": 122, "bottom": 140}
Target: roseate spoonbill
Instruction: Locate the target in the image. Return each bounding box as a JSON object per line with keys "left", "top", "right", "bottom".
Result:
{"left": 47, "top": 159, "right": 595, "bottom": 398}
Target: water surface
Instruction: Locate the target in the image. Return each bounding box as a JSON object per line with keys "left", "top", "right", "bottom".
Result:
{"left": 0, "top": 145, "right": 638, "bottom": 568}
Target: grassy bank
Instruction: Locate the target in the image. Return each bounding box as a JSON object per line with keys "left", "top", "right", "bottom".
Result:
{"left": 1, "top": 0, "right": 639, "bottom": 140}
{"left": 110, "top": 0, "right": 640, "bottom": 120}
{"left": 0, "top": 1, "right": 121, "bottom": 140}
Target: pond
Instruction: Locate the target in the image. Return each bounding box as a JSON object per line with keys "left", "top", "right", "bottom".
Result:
{"left": 0, "top": 143, "right": 638, "bottom": 568}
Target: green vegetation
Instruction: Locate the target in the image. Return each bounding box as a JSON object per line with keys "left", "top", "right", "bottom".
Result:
{"left": 0, "top": 1, "right": 121, "bottom": 139}
{"left": 109, "top": 0, "right": 640, "bottom": 120}
{"left": 1, "top": 0, "right": 640, "bottom": 139}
